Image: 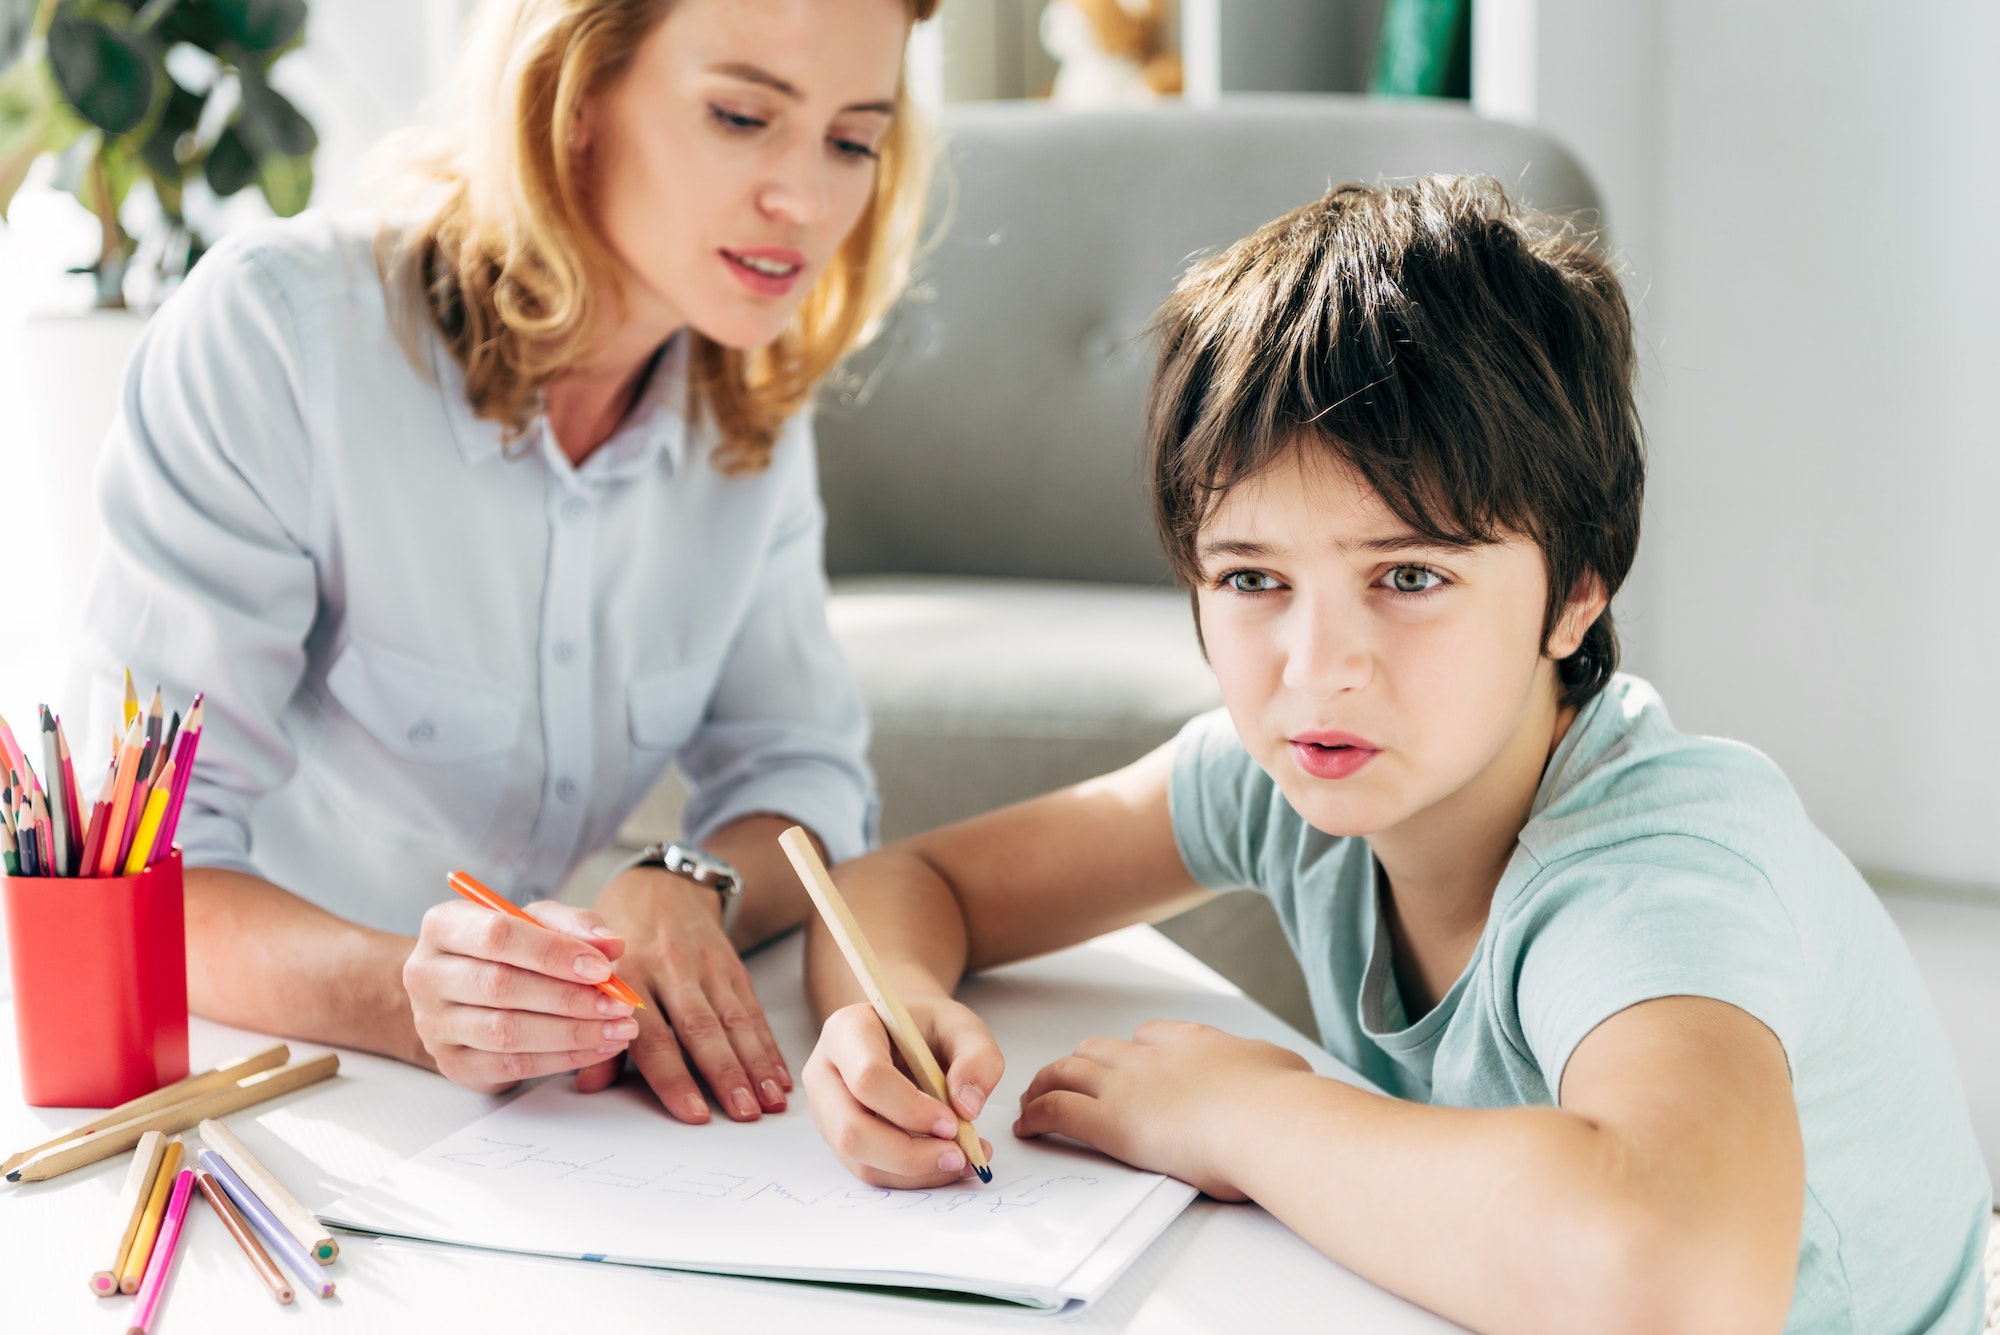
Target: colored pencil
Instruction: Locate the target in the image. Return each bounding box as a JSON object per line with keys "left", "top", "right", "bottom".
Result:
{"left": 124, "top": 763, "right": 172, "bottom": 875}
{"left": 196, "top": 1170, "right": 293, "bottom": 1304}
{"left": 56, "top": 716, "right": 81, "bottom": 864}
{"left": 39, "top": 707, "right": 68, "bottom": 876}
{"left": 92, "top": 1130, "right": 167, "bottom": 1297}
{"left": 18, "top": 816, "right": 37, "bottom": 876}
{"left": 98, "top": 716, "right": 146, "bottom": 876}
{"left": 1, "top": 816, "right": 16, "bottom": 877}
{"left": 112, "top": 766, "right": 154, "bottom": 876}
{"left": 200, "top": 1149, "right": 335, "bottom": 1298}
{"left": 1, "top": 1045, "right": 291, "bottom": 1175}
{"left": 136, "top": 687, "right": 163, "bottom": 782}
{"left": 777, "top": 826, "right": 993, "bottom": 1183}
{"left": 0, "top": 712, "right": 25, "bottom": 784}
{"left": 149, "top": 696, "right": 202, "bottom": 862}
{"left": 199, "top": 1118, "right": 338, "bottom": 1263}
{"left": 119, "top": 1139, "right": 185, "bottom": 1294}
{"left": 447, "top": 869, "right": 647, "bottom": 1009}
{"left": 122, "top": 668, "right": 139, "bottom": 732}
{"left": 5, "top": 1054, "right": 340, "bottom": 1183}
{"left": 30, "top": 785, "right": 54, "bottom": 879}
{"left": 128, "top": 1167, "right": 196, "bottom": 1333}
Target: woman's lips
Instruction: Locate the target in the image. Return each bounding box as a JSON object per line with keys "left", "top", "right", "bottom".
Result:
{"left": 720, "top": 246, "right": 805, "bottom": 297}
{"left": 1288, "top": 732, "right": 1381, "bottom": 780}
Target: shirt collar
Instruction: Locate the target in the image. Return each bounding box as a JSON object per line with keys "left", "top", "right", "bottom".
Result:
{"left": 434, "top": 330, "right": 691, "bottom": 481}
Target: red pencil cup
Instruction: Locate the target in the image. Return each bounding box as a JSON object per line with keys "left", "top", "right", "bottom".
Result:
{"left": 4, "top": 848, "right": 190, "bottom": 1107}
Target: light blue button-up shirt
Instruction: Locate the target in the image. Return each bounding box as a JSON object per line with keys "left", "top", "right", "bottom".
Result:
{"left": 77, "top": 214, "right": 876, "bottom": 935}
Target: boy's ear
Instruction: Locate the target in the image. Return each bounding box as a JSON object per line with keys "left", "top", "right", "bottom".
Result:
{"left": 1547, "top": 571, "right": 1610, "bottom": 660}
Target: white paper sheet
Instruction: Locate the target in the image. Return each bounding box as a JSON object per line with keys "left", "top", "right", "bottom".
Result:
{"left": 322, "top": 929, "right": 1352, "bottom": 1312}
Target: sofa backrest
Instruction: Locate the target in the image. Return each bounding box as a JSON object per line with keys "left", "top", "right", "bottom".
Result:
{"left": 816, "top": 96, "right": 1603, "bottom": 585}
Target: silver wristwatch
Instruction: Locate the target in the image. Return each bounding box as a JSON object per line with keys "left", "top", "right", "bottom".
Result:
{"left": 633, "top": 841, "right": 743, "bottom": 935}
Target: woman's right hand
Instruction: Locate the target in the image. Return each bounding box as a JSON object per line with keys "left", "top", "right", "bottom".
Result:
{"left": 805, "top": 995, "right": 1004, "bottom": 1189}
{"left": 403, "top": 898, "right": 640, "bottom": 1093}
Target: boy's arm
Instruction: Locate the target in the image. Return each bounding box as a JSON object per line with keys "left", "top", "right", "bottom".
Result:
{"left": 803, "top": 740, "right": 1209, "bottom": 1187}
{"left": 1017, "top": 994, "right": 1802, "bottom": 1335}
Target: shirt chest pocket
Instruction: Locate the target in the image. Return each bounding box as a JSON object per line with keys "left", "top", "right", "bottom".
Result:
{"left": 320, "top": 638, "right": 521, "bottom": 840}
{"left": 619, "top": 657, "right": 721, "bottom": 822}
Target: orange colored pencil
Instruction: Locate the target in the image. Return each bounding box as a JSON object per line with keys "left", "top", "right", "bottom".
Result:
{"left": 446, "top": 870, "right": 646, "bottom": 1009}
{"left": 97, "top": 716, "right": 145, "bottom": 877}
{"left": 119, "top": 1138, "right": 184, "bottom": 1294}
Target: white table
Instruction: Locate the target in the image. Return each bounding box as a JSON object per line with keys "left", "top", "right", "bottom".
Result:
{"left": 1, "top": 925, "right": 1460, "bottom": 1333}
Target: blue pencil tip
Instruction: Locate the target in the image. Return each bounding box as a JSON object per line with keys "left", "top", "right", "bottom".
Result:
{"left": 974, "top": 1165, "right": 992, "bottom": 1183}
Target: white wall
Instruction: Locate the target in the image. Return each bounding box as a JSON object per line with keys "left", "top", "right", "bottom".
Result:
{"left": 1532, "top": 0, "right": 2000, "bottom": 889}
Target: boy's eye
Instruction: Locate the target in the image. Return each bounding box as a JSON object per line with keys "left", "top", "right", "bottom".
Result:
{"left": 1224, "top": 570, "right": 1280, "bottom": 594}
{"left": 1385, "top": 565, "right": 1443, "bottom": 594}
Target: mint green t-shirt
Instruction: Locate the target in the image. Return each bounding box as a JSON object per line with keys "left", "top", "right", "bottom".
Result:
{"left": 1170, "top": 675, "right": 1988, "bottom": 1333}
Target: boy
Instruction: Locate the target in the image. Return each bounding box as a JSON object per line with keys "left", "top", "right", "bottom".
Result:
{"left": 800, "top": 177, "right": 1989, "bottom": 1333}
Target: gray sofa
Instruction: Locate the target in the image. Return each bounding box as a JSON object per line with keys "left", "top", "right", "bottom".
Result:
{"left": 618, "top": 97, "right": 1601, "bottom": 1034}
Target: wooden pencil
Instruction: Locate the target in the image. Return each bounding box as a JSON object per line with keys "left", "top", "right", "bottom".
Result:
{"left": 122, "top": 668, "right": 139, "bottom": 732}
{"left": 128, "top": 1166, "right": 196, "bottom": 1332}
{"left": 1, "top": 813, "right": 17, "bottom": 877}
{"left": 2, "top": 1045, "right": 290, "bottom": 1175}
{"left": 149, "top": 697, "right": 202, "bottom": 860}
{"left": 136, "top": 687, "right": 163, "bottom": 782}
{"left": 118, "top": 1139, "right": 185, "bottom": 1294}
{"left": 200, "top": 1149, "right": 335, "bottom": 1298}
{"left": 91, "top": 1130, "right": 167, "bottom": 1296}
{"left": 6, "top": 1054, "right": 339, "bottom": 1183}
{"left": 97, "top": 716, "right": 145, "bottom": 876}
{"left": 196, "top": 1170, "right": 294, "bottom": 1304}
{"left": 56, "top": 716, "right": 81, "bottom": 865}
{"left": 776, "top": 826, "right": 992, "bottom": 1183}
{"left": 40, "top": 707, "right": 68, "bottom": 876}
{"left": 123, "top": 765, "right": 173, "bottom": 875}
{"left": 199, "top": 1118, "right": 338, "bottom": 1263}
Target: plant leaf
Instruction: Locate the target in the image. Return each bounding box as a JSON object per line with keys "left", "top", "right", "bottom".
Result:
{"left": 157, "top": 1, "right": 231, "bottom": 52}
{"left": 202, "top": 115, "right": 254, "bottom": 195}
{"left": 255, "top": 145, "right": 307, "bottom": 215}
{"left": 136, "top": 74, "right": 200, "bottom": 182}
{"left": 47, "top": 12, "right": 157, "bottom": 137}
{"left": 235, "top": 68, "right": 312, "bottom": 156}
{"left": 210, "top": 0, "right": 305, "bottom": 55}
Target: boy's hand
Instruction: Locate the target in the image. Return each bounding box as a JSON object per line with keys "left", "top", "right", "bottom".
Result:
{"left": 1014, "top": 1020, "right": 1312, "bottom": 1199}
{"left": 806, "top": 996, "right": 1002, "bottom": 1189}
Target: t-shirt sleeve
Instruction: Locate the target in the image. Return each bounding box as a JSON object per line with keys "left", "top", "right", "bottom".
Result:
{"left": 1508, "top": 834, "right": 1806, "bottom": 1101}
{"left": 1168, "top": 707, "right": 1268, "bottom": 891}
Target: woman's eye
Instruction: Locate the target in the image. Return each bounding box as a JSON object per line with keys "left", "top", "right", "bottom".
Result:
{"left": 1385, "top": 565, "right": 1443, "bottom": 594}
{"left": 830, "top": 136, "right": 879, "bottom": 161}
{"left": 1224, "top": 570, "right": 1279, "bottom": 594}
{"left": 711, "top": 105, "right": 766, "bottom": 132}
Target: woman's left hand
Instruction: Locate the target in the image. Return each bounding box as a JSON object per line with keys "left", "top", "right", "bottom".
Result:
{"left": 576, "top": 866, "right": 793, "bottom": 1123}
{"left": 1013, "top": 1020, "right": 1313, "bottom": 1199}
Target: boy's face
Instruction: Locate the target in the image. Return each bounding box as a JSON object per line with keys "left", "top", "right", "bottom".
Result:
{"left": 1194, "top": 448, "right": 1590, "bottom": 842}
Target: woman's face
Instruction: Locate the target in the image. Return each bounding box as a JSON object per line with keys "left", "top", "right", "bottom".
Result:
{"left": 577, "top": 0, "right": 910, "bottom": 350}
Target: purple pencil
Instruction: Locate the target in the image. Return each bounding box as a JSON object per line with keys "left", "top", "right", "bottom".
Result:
{"left": 148, "top": 698, "right": 203, "bottom": 865}
{"left": 128, "top": 1168, "right": 196, "bottom": 1335}
{"left": 197, "top": 1148, "right": 334, "bottom": 1299}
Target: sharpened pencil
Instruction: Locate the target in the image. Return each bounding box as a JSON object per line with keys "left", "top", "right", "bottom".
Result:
{"left": 98, "top": 716, "right": 145, "bottom": 876}
{"left": 196, "top": 1170, "right": 293, "bottom": 1304}
{"left": 200, "top": 1150, "right": 334, "bottom": 1298}
{"left": 199, "top": 1118, "right": 338, "bottom": 1263}
{"left": 447, "top": 869, "right": 647, "bottom": 1009}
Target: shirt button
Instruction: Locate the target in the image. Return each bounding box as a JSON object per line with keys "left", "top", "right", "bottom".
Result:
{"left": 561, "top": 498, "right": 589, "bottom": 524}
{"left": 408, "top": 720, "right": 436, "bottom": 746}
{"left": 556, "top": 778, "right": 580, "bottom": 804}
{"left": 551, "top": 640, "right": 575, "bottom": 666}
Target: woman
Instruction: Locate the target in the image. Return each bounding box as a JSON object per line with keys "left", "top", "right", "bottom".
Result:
{"left": 80, "top": 0, "right": 935, "bottom": 1126}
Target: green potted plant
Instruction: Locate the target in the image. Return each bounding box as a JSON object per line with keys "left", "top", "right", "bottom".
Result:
{"left": 0, "top": 0, "right": 316, "bottom": 308}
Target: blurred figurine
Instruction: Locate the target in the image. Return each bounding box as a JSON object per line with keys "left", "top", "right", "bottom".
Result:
{"left": 1041, "top": 0, "right": 1183, "bottom": 107}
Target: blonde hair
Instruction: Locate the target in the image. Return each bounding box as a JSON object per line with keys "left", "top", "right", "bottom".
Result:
{"left": 378, "top": 0, "right": 938, "bottom": 473}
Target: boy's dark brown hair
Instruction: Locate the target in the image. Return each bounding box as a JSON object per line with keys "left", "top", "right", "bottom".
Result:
{"left": 1147, "top": 175, "right": 1644, "bottom": 707}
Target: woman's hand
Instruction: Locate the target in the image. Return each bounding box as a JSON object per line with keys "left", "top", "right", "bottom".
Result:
{"left": 805, "top": 994, "right": 1002, "bottom": 1188}
{"left": 1014, "top": 1020, "right": 1313, "bottom": 1199}
{"left": 403, "top": 898, "right": 640, "bottom": 1094}
{"left": 573, "top": 867, "right": 792, "bottom": 1124}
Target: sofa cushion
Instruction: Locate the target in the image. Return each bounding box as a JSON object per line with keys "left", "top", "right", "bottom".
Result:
{"left": 825, "top": 574, "right": 1221, "bottom": 840}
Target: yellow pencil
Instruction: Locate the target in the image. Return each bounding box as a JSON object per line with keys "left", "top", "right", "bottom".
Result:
{"left": 123, "top": 762, "right": 173, "bottom": 875}
{"left": 776, "top": 826, "right": 992, "bottom": 1183}
{"left": 122, "top": 668, "right": 139, "bottom": 732}
{"left": 92, "top": 1130, "right": 166, "bottom": 1296}
{"left": 119, "top": 1138, "right": 184, "bottom": 1294}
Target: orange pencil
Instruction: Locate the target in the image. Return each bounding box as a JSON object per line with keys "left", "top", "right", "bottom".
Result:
{"left": 98, "top": 716, "right": 145, "bottom": 877}
{"left": 119, "top": 1138, "right": 184, "bottom": 1294}
{"left": 446, "top": 870, "right": 646, "bottom": 1009}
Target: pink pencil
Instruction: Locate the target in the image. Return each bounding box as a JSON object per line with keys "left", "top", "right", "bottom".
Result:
{"left": 128, "top": 1168, "right": 195, "bottom": 1335}
{"left": 148, "top": 697, "right": 203, "bottom": 863}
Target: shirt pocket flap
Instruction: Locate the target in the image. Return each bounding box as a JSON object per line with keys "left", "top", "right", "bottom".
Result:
{"left": 326, "top": 639, "right": 519, "bottom": 765}
{"left": 627, "top": 658, "right": 721, "bottom": 753}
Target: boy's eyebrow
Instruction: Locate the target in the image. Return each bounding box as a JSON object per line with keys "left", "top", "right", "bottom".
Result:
{"left": 708, "top": 61, "right": 896, "bottom": 115}
{"left": 1197, "top": 533, "right": 1473, "bottom": 562}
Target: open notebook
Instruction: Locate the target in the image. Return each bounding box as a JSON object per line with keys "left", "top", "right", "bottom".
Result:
{"left": 321, "top": 928, "right": 1351, "bottom": 1313}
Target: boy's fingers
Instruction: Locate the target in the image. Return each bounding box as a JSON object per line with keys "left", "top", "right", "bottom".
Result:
{"left": 934, "top": 1019, "right": 1004, "bottom": 1120}
{"left": 828, "top": 1007, "right": 955, "bottom": 1135}
{"left": 812, "top": 1065, "right": 978, "bottom": 1188}
{"left": 1017, "top": 1054, "right": 1107, "bottom": 1107}
{"left": 1014, "top": 1087, "right": 1106, "bottom": 1146}
{"left": 425, "top": 900, "right": 615, "bottom": 985}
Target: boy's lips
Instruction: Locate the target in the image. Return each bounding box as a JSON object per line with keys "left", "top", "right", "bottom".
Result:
{"left": 1288, "top": 730, "right": 1381, "bottom": 780}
